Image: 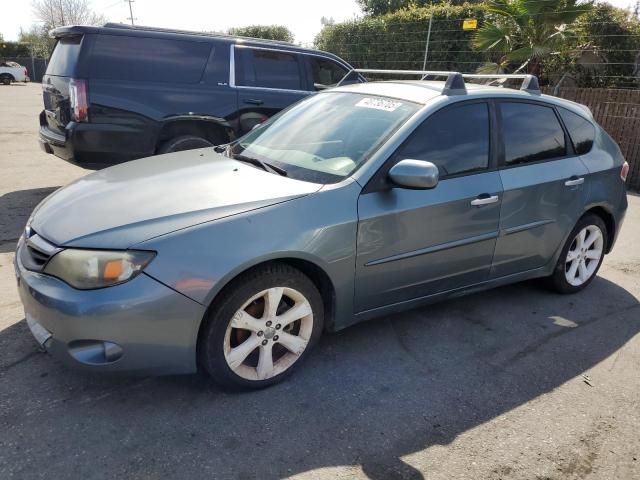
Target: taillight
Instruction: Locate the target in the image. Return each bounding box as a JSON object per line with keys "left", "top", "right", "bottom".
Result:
{"left": 69, "top": 78, "right": 89, "bottom": 122}
{"left": 620, "top": 161, "right": 629, "bottom": 182}
{"left": 24, "top": 68, "right": 28, "bottom": 76}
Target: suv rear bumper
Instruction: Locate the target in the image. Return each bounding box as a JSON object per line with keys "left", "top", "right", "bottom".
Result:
{"left": 39, "top": 111, "right": 156, "bottom": 168}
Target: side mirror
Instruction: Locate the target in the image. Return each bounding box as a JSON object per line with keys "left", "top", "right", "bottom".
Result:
{"left": 388, "top": 159, "right": 439, "bottom": 190}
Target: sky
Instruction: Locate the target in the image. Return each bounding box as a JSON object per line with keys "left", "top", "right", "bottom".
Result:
{"left": 1, "top": 0, "right": 362, "bottom": 46}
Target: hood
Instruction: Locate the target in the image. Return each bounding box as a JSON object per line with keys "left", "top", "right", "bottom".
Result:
{"left": 31, "top": 149, "right": 322, "bottom": 248}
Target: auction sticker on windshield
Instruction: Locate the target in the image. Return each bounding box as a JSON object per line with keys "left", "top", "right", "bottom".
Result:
{"left": 355, "top": 97, "right": 403, "bottom": 112}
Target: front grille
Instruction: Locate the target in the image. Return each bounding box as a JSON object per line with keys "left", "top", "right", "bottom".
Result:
{"left": 26, "top": 245, "right": 50, "bottom": 267}
{"left": 19, "top": 231, "right": 60, "bottom": 272}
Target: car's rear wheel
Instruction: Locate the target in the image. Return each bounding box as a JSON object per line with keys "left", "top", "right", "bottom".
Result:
{"left": 549, "top": 213, "right": 607, "bottom": 294}
{"left": 0, "top": 74, "right": 13, "bottom": 85}
{"left": 158, "top": 135, "right": 213, "bottom": 154}
{"left": 198, "top": 264, "right": 324, "bottom": 389}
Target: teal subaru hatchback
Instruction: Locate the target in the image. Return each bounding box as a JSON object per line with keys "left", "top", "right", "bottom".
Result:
{"left": 16, "top": 72, "right": 628, "bottom": 389}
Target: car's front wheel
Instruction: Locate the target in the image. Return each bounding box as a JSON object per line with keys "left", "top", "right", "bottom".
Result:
{"left": 549, "top": 213, "right": 607, "bottom": 294}
{"left": 198, "top": 264, "right": 324, "bottom": 389}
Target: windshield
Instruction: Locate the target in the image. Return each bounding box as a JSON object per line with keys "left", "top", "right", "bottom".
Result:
{"left": 229, "top": 92, "right": 419, "bottom": 184}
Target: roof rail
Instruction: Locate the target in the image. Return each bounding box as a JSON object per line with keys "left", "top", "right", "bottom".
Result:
{"left": 102, "top": 22, "right": 296, "bottom": 46}
{"left": 337, "top": 69, "right": 540, "bottom": 95}
{"left": 461, "top": 73, "right": 540, "bottom": 94}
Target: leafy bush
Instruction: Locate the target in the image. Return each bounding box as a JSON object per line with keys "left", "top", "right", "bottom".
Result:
{"left": 228, "top": 25, "right": 295, "bottom": 43}
{"left": 549, "top": 3, "right": 640, "bottom": 88}
{"left": 315, "top": 4, "right": 488, "bottom": 72}
{"left": 315, "top": 2, "right": 639, "bottom": 87}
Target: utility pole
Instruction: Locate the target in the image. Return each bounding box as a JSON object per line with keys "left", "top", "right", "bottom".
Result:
{"left": 125, "top": 0, "right": 135, "bottom": 25}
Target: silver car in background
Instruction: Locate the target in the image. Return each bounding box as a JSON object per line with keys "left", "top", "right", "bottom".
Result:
{"left": 15, "top": 71, "right": 629, "bottom": 389}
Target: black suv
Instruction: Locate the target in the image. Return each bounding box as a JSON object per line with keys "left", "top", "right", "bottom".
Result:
{"left": 39, "top": 23, "right": 357, "bottom": 168}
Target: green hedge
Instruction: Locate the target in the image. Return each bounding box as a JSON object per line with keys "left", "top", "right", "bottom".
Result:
{"left": 314, "top": 4, "right": 488, "bottom": 73}
{"left": 563, "top": 4, "right": 640, "bottom": 88}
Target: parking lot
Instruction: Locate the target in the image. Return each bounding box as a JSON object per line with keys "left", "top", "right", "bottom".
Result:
{"left": 0, "top": 82, "right": 639, "bottom": 480}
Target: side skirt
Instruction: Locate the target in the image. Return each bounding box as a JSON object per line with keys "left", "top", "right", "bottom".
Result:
{"left": 341, "top": 264, "right": 553, "bottom": 329}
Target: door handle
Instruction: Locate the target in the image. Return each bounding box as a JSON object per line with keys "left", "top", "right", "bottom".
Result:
{"left": 470, "top": 194, "right": 500, "bottom": 206}
{"left": 564, "top": 177, "right": 585, "bottom": 187}
{"left": 243, "top": 99, "right": 264, "bottom": 105}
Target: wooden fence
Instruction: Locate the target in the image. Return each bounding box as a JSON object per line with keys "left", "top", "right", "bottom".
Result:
{"left": 542, "top": 87, "right": 640, "bottom": 191}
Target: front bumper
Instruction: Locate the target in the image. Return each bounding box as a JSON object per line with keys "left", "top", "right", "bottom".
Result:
{"left": 15, "top": 245, "right": 205, "bottom": 375}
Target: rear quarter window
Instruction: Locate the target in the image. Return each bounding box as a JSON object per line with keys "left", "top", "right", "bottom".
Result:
{"left": 558, "top": 107, "right": 596, "bottom": 155}
{"left": 46, "top": 37, "right": 83, "bottom": 76}
{"left": 90, "top": 34, "right": 211, "bottom": 83}
{"left": 500, "top": 102, "right": 566, "bottom": 165}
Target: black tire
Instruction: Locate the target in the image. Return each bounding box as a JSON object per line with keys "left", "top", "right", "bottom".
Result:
{"left": 548, "top": 213, "right": 608, "bottom": 294}
{"left": 157, "top": 135, "right": 213, "bottom": 154}
{"left": 0, "top": 74, "right": 13, "bottom": 85}
{"left": 198, "top": 263, "right": 324, "bottom": 390}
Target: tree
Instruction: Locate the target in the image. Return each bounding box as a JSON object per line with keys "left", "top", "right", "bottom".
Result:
{"left": 356, "top": 0, "right": 412, "bottom": 16}
{"left": 19, "top": 25, "right": 54, "bottom": 58}
{"left": 32, "top": 0, "right": 106, "bottom": 30}
{"left": 473, "top": 0, "right": 592, "bottom": 76}
{"left": 227, "top": 25, "right": 294, "bottom": 43}
{"left": 356, "top": 0, "right": 480, "bottom": 15}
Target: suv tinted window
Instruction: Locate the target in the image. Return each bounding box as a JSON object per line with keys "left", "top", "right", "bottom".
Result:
{"left": 310, "top": 57, "right": 348, "bottom": 90}
{"left": 90, "top": 35, "right": 210, "bottom": 83}
{"left": 46, "top": 37, "right": 82, "bottom": 76}
{"left": 558, "top": 107, "right": 595, "bottom": 155}
{"left": 501, "top": 102, "right": 566, "bottom": 165}
{"left": 236, "top": 48, "right": 302, "bottom": 90}
{"left": 397, "top": 102, "right": 490, "bottom": 177}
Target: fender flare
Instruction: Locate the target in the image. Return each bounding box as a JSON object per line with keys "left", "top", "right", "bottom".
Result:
{"left": 158, "top": 114, "right": 236, "bottom": 141}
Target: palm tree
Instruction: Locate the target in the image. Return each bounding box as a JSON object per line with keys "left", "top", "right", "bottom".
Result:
{"left": 473, "top": 0, "right": 592, "bottom": 77}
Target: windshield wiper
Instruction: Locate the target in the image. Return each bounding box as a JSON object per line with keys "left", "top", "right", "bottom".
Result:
{"left": 232, "top": 153, "right": 288, "bottom": 176}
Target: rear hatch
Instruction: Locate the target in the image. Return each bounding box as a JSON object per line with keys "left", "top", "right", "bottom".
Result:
{"left": 42, "top": 35, "right": 84, "bottom": 135}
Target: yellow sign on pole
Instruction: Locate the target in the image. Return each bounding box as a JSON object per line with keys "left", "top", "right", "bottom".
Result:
{"left": 463, "top": 19, "right": 478, "bottom": 30}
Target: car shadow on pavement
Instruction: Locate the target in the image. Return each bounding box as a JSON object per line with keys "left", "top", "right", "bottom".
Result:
{"left": 0, "top": 187, "right": 59, "bottom": 253}
{"left": 0, "top": 276, "right": 638, "bottom": 479}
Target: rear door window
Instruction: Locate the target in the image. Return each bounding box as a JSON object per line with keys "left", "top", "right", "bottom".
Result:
{"left": 500, "top": 102, "right": 566, "bottom": 165}
{"left": 558, "top": 107, "right": 596, "bottom": 155}
{"left": 235, "top": 47, "right": 302, "bottom": 90}
{"left": 90, "top": 34, "right": 210, "bottom": 83}
{"left": 396, "top": 102, "right": 490, "bottom": 177}
{"left": 309, "top": 57, "right": 348, "bottom": 90}
{"left": 46, "top": 37, "right": 83, "bottom": 76}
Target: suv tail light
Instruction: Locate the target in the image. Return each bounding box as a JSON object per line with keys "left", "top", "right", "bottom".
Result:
{"left": 620, "top": 161, "right": 629, "bottom": 182}
{"left": 24, "top": 68, "right": 28, "bottom": 77}
{"left": 69, "top": 78, "right": 89, "bottom": 122}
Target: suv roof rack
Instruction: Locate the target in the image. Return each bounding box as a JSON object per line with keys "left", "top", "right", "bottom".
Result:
{"left": 337, "top": 69, "right": 540, "bottom": 95}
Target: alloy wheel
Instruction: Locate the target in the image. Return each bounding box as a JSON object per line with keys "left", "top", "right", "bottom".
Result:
{"left": 564, "top": 225, "right": 604, "bottom": 287}
{"left": 223, "top": 287, "right": 314, "bottom": 381}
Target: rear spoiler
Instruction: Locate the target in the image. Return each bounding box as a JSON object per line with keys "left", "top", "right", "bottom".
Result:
{"left": 49, "top": 25, "right": 88, "bottom": 39}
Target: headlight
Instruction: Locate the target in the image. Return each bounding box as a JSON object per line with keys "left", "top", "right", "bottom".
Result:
{"left": 44, "top": 249, "right": 156, "bottom": 290}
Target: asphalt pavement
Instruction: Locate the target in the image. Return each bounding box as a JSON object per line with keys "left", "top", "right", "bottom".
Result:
{"left": 1, "top": 83, "right": 639, "bottom": 480}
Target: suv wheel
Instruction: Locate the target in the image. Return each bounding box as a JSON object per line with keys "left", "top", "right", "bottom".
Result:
{"left": 549, "top": 213, "right": 607, "bottom": 294}
{"left": 198, "top": 264, "right": 324, "bottom": 390}
{"left": 158, "top": 135, "right": 213, "bottom": 154}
